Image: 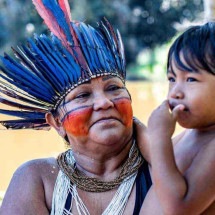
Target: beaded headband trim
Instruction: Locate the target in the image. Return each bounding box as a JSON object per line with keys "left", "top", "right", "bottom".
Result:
{"left": 0, "top": 0, "right": 126, "bottom": 130}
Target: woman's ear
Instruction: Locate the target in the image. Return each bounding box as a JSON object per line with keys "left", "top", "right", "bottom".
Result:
{"left": 45, "top": 112, "right": 66, "bottom": 138}
{"left": 126, "top": 88, "right": 132, "bottom": 101}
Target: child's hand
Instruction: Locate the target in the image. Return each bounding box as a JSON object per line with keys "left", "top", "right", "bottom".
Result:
{"left": 147, "top": 100, "right": 184, "bottom": 139}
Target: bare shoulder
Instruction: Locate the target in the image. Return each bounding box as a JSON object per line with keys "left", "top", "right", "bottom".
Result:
{"left": 0, "top": 157, "right": 59, "bottom": 215}
{"left": 172, "top": 129, "right": 186, "bottom": 145}
{"left": 182, "top": 135, "right": 215, "bottom": 213}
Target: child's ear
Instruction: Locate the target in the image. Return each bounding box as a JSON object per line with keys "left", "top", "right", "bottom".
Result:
{"left": 45, "top": 112, "right": 66, "bottom": 138}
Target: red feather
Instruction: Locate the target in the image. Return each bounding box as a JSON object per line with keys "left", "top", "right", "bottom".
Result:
{"left": 32, "top": 0, "right": 68, "bottom": 47}
{"left": 32, "top": 0, "right": 89, "bottom": 71}
{"left": 58, "top": 0, "right": 89, "bottom": 70}
{"left": 59, "top": 0, "right": 72, "bottom": 22}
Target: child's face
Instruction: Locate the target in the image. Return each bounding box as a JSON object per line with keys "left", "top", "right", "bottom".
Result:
{"left": 167, "top": 59, "right": 215, "bottom": 129}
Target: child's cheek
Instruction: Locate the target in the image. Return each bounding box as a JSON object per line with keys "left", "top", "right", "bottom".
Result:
{"left": 114, "top": 98, "right": 133, "bottom": 127}
{"left": 62, "top": 107, "right": 93, "bottom": 136}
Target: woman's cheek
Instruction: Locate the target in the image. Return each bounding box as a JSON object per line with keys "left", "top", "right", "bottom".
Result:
{"left": 114, "top": 98, "right": 133, "bottom": 127}
{"left": 62, "top": 107, "right": 93, "bottom": 136}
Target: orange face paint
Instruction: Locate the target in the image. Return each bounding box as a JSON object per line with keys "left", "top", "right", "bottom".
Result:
{"left": 62, "top": 107, "right": 93, "bottom": 136}
{"left": 114, "top": 98, "right": 133, "bottom": 128}
{"left": 62, "top": 97, "right": 132, "bottom": 137}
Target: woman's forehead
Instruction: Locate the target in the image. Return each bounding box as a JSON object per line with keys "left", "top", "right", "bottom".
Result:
{"left": 64, "top": 75, "right": 123, "bottom": 96}
{"left": 76, "top": 75, "right": 123, "bottom": 87}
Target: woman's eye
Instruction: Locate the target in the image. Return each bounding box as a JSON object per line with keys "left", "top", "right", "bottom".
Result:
{"left": 168, "top": 77, "right": 175, "bottom": 82}
{"left": 187, "top": 77, "right": 197, "bottom": 82}
{"left": 75, "top": 92, "right": 90, "bottom": 99}
{"left": 107, "top": 85, "right": 122, "bottom": 91}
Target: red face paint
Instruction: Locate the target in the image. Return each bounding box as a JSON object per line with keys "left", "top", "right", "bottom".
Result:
{"left": 62, "top": 107, "right": 93, "bottom": 136}
{"left": 114, "top": 98, "right": 133, "bottom": 128}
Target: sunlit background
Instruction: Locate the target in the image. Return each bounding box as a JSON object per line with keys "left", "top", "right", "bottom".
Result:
{"left": 0, "top": 0, "right": 215, "bottom": 203}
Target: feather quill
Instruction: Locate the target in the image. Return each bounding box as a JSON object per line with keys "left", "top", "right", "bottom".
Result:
{"left": 0, "top": 119, "right": 50, "bottom": 130}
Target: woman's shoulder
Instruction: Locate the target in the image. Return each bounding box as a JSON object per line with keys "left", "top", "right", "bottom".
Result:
{"left": 13, "top": 157, "right": 59, "bottom": 184}
{"left": 19, "top": 157, "right": 59, "bottom": 175}
{"left": 0, "top": 157, "right": 59, "bottom": 214}
{"left": 19, "top": 156, "right": 55, "bottom": 167}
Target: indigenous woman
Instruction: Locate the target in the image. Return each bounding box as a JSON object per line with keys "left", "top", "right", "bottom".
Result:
{"left": 0, "top": 0, "right": 151, "bottom": 214}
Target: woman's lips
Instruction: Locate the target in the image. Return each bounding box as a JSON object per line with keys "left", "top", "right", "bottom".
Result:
{"left": 91, "top": 117, "right": 119, "bottom": 126}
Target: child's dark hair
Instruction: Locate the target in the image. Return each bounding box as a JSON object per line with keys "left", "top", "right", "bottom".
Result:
{"left": 167, "top": 22, "right": 215, "bottom": 75}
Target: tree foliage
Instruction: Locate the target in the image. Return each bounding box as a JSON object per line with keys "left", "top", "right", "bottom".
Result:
{"left": 0, "top": 0, "right": 203, "bottom": 65}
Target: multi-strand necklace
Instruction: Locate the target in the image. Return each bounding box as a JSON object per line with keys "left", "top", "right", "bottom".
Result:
{"left": 57, "top": 141, "right": 143, "bottom": 192}
{"left": 51, "top": 141, "right": 144, "bottom": 215}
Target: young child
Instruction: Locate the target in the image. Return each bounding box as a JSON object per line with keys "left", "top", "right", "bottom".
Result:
{"left": 137, "top": 22, "right": 215, "bottom": 214}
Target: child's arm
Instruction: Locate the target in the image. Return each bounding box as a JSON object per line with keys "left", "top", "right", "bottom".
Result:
{"left": 133, "top": 117, "right": 151, "bottom": 163}
{"left": 147, "top": 100, "right": 215, "bottom": 214}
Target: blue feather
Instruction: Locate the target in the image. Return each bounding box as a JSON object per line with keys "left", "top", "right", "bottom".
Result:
{"left": 36, "top": 37, "right": 69, "bottom": 86}
{"left": 0, "top": 109, "right": 45, "bottom": 119}
{"left": 43, "top": 0, "right": 73, "bottom": 43}
{"left": 0, "top": 84, "right": 51, "bottom": 108}
{"left": 100, "top": 20, "right": 122, "bottom": 72}
{"left": 13, "top": 46, "right": 56, "bottom": 94}
{"left": 52, "top": 36, "right": 81, "bottom": 83}
{"left": 0, "top": 67, "right": 52, "bottom": 103}
{"left": 20, "top": 44, "right": 60, "bottom": 97}
{"left": 27, "top": 38, "right": 64, "bottom": 93}
{"left": 80, "top": 23, "right": 102, "bottom": 72}
{"left": 71, "top": 23, "right": 92, "bottom": 75}
{"left": 0, "top": 96, "right": 47, "bottom": 112}
{"left": 40, "top": 35, "right": 75, "bottom": 84}
{"left": 1, "top": 55, "right": 51, "bottom": 94}
{"left": 0, "top": 119, "right": 49, "bottom": 130}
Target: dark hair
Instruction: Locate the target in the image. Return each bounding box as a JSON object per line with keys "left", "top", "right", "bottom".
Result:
{"left": 167, "top": 22, "right": 215, "bottom": 75}
{"left": 51, "top": 99, "right": 71, "bottom": 145}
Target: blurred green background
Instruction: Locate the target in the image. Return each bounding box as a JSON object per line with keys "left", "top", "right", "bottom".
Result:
{"left": 1, "top": 0, "right": 213, "bottom": 81}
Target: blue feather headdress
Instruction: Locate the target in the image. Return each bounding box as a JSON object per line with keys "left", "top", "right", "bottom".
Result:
{"left": 0, "top": 0, "right": 126, "bottom": 130}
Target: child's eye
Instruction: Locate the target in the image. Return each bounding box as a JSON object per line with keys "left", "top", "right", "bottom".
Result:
{"left": 168, "top": 77, "right": 175, "bottom": 82}
{"left": 187, "top": 77, "right": 197, "bottom": 82}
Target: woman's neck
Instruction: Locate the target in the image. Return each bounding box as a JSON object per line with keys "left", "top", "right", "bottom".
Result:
{"left": 72, "top": 138, "right": 133, "bottom": 181}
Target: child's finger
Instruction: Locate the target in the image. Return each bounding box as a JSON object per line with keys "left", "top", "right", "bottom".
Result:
{"left": 157, "top": 100, "right": 169, "bottom": 111}
{"left": 172, "top": 104, "right": 185, "bottom": 120}
{"left": 161, "top": 100, "right": 169, "bottom": 107}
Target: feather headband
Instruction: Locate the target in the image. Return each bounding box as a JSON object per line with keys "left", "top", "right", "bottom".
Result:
{"left": 0, "top": 0, "right": 126, "bottom": 130}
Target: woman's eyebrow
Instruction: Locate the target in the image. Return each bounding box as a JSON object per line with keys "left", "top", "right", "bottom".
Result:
{"left": 102, "top": 75, "right": 114, "bottom": 81}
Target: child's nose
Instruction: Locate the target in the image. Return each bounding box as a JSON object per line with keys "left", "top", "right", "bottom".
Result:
{"left": 93, "top": 94, "right": 114, "bottom": 111}
{"left": 168, "top": 85, "right": 184, "bottom": 99}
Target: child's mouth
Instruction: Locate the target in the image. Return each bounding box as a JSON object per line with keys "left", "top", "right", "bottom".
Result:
{"left": 169, "top": 103, "right": 189, "bottom": 112}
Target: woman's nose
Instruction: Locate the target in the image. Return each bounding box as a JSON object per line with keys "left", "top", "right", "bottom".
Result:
{"left": 168, "top": 85, "right": 184, "bottom": 99}
{"left": 93, "top": 94, "right": 114, "bottom": 110}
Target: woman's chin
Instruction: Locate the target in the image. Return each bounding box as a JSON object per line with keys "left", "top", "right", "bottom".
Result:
{"left": 89, "top": 127, "right": 132, "bottom": 146}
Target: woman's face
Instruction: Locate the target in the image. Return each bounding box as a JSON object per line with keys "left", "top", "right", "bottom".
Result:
{"left": 57, "top": 76, "right": 133, "bottom": 149}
